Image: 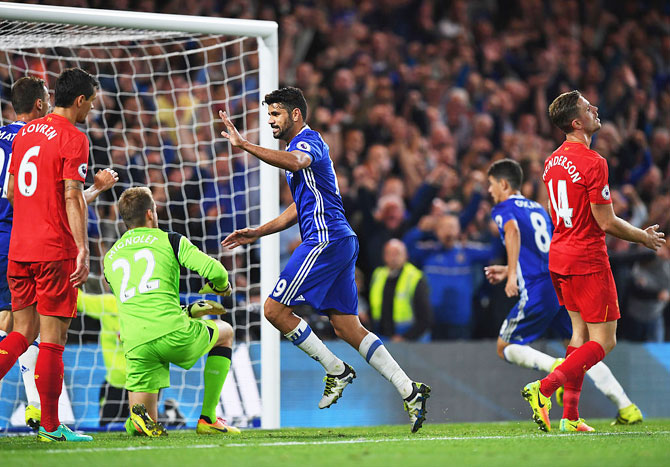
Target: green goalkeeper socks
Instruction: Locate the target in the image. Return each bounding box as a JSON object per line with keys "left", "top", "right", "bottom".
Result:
{"left": 201, "top": 347, "right": 232, "bottom": 421}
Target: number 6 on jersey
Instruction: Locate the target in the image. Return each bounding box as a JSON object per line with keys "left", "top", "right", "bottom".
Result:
{"left": 17, "top": 145, "right": 40, "bottom": 196}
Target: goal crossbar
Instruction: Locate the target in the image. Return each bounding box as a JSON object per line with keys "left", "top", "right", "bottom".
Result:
{"left": 0, "top": 3, "right": 277, "bottom": 39}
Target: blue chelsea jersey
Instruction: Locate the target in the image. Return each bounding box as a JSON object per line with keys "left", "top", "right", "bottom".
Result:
{"left": 491, "top": 194, "right": 553, "bottom": 283}
{"left": 285, "top": 126, "right": 355, "bottom": 243}
{"left": 0, "top": 121, "right": 25, "bottom": 232}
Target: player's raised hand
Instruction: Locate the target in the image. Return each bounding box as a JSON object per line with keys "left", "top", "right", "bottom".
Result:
{"left": 221, "top": 227, "right": 261, "bottom": 249}
{"left": 484, "top": 264, "right": 507, "bottom": 285}
{"left": 219, "top": 110, "right": 246, "bottom": 147}
{"left": 93, "top": 168, "right": 119, "bottom": 192}
{"left": 642, "top": 224, "right": 666, "bottom": 251}
{"left": 70, "top": 248, "right": 90, "bottom": 287}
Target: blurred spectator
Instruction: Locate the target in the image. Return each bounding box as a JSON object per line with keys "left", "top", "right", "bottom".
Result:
{"left": 626, "top": 244, "right": 670, "bottom": 342}
{"left": 8, "top": 0, "right": 670, "bottom": 340}
{"left": 404, "top": 214, "right": 498, "bottom": 340}
{"left": 201, "top": 156, "right": 248, "bottom": 252}
{"left": 368, "top": 239, "right": 432, "bottom": 342}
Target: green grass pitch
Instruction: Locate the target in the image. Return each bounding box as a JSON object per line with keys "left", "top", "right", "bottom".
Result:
{"left": 1, "top": 419, "right": 669, "bottom": 466}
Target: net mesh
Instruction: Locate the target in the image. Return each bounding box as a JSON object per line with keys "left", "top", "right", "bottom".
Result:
{"left": 0, "top": 20, "right": 264, "bottom": 430}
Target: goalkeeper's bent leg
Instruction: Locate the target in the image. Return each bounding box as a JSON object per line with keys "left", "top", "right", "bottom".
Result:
{"left": 200, "top": 320, "right": 233, "bottom": 422}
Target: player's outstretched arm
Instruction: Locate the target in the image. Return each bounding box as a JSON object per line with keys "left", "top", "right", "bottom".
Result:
{"left": 83, "top": 168, "right": 119, "bottom": 205}
{"left": 64, "top": 179, "right": 89, "bottom": 287}
{"left": 222, "top": 203, "right": 298, "bottom": 249}
{"left": 172, "top": 233, "right": 230, "bottom": 293}
{"left": 591, "top": 203, "right": 666, "bottom": 251}
{"left": 219, "top": 110, "right": 312, "bottom": 172}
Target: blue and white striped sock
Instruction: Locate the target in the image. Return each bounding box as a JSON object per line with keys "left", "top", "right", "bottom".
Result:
{"left": 358, "top": 332, "right": 413, "bottom": 399}
{"left": 284, "top": 319, "right": 344, "bottom": 375}
{"left": 19, "top": 336, "right": 41, "bottom": 408}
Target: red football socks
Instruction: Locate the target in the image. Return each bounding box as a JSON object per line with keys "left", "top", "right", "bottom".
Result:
{"left": 562, "top": 345, "right": 584, "bottom": 420}
{"left": 35, "top": 342, "right": 65, "bottom": 432}
{"left": 0, "top": 332, "right": 29, "bottom": 379}
{"left": 540, "top": 341, "right": 605, "bottom": 398}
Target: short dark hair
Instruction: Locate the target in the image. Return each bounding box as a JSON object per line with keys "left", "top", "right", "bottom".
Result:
{"left": 264, "top": 87, "right": 308, "bottom": 121}
{"left": 11, "top": 76, "right": 47, "bottom": 115}
{"left": 118, "top": 187, "right": 154, "bottom": 229}
{"left": 548, "top": 90, "right": 581, "bottom": 134}
{"left": 487, "top": 158, "right": 523, "bottom": 190}
{"left": 54, "top": 67, "right": 99, "bottom": 108}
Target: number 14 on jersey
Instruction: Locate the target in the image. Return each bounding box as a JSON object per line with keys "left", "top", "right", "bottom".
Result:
{"left": 547, "top": 179, "right": 573, "bottom": 228}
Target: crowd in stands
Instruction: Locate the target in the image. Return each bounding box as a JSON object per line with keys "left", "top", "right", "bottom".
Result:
{"left": 5, "top": 0, "right": 670, "bottom": 341}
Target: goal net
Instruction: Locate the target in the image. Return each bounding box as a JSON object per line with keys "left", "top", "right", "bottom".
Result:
{"left": 0, "top": 4, "right": 279, "bottom": 431}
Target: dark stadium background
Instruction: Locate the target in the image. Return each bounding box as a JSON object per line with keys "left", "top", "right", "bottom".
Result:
{"left": 42, "top": 0, "right": 670, "bottom": 343}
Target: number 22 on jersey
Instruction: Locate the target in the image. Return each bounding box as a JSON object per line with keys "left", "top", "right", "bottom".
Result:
{"left": 112, "top": 249, "right": 160, "bottom": 302}
{"left": 547, "top": 179, "right": 573, "bottom": 228}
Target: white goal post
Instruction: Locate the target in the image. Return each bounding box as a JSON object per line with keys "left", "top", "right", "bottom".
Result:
{"left": 0, "top": 3, "right": 280, "bottom": 429}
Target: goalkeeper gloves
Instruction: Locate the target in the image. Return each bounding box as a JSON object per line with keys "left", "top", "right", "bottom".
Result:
{"left": 184, "top": 300, "right": 226, "bottom": 319}
{"left": 198, "top": 281, "right": 232, "bottom": 297}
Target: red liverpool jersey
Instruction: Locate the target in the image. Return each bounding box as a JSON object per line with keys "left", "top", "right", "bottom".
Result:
{"left": 9, "top": 113, "right": 89, "bottom": 261}
{"left": 542, "top": 141, "right": 612, "bottom": 275}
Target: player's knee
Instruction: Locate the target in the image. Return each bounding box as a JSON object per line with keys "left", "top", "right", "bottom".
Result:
{"left": 263, "top": 300, "right": 279, "bottom": 324}
{"left": 331, "top": 325, "right": 346, "bottom": 340}
{"left": 263, "top": 298, "right": 290, "bottom": 326}
{"left": 329, "top": 314, "right": 365, "bottom": 343}
{"left": 496, "top": 341, "right": 508, "bottom": 360}
{"left": 569, "top": 333, "right": 587, "bottom": 347}
{"left": 215, "top": 321, "right": 234, "bottom": 348}
{"left": 590, "top": 335, "right": 616, "bottom": 354}
{"left": 263, "top": 307, "right": 280, "bottom": 326}
{"left": 0, "top": 310, "right": 13, "bottom": 332}
{"left": 12, "top": 317, "right": 39, "bottom": 343}
{"left": 603, "top": 335, "right": 617, "bottom": 354}
{"left": 329, "top": 318, "right": 352, "bottom": 341}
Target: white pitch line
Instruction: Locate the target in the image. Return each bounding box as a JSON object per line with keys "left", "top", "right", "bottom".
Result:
{"left": 226, "top": 430, "right": 670, "bottom": 448}
{"left": 31, "top": 444, "right": 219, "bottom": 454}
{"left": 7, "top": 430, "right": 668, "bottom": 454}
